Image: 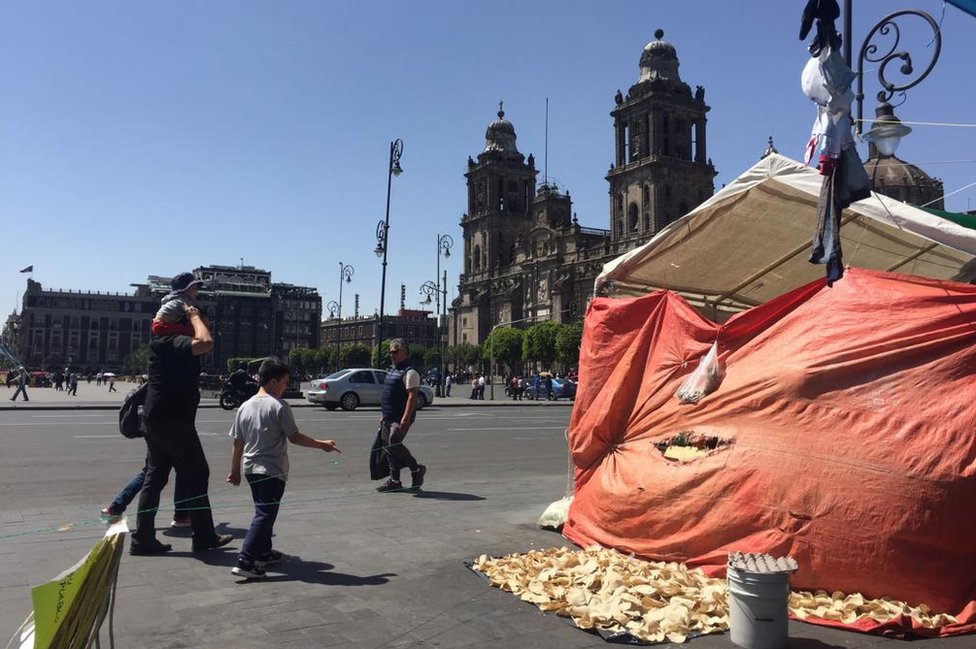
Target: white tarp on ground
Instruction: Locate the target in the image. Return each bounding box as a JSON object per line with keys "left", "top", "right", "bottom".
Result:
{"left": 595, "top": 153, "right": 976, "bottom": 317}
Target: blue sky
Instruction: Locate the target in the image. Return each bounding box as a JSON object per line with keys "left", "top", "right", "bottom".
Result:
{"left": 2, "top": 0, "right": 974, "bottom": 320}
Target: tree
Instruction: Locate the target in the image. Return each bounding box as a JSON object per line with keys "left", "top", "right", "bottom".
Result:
{"left": 555, "top": 322, "right": 584, "bottom": 369}
{"left": 341, "top": 343, "right": 372, "bottom": 368}
{"left": 523, "top": 321, "right": 561, "bottom": 369}
{"left": 423, "top": 347, "right": 440, "bottom": 369}
{"left": 449, "top": 343, "right": 481, "bottom": 371}
{"left": 314, "top": 346, "right": 333, "bottom": 375}
{"left": 122, "top": 344, "right": 150, "bottom": 376}
{"left": 408, "top": 343, "right": 426, "bottom": 370}
{"left": 482, "top": 327, "right": 524, "bottom": 375}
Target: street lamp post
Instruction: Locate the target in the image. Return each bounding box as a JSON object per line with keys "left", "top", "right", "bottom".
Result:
{"left": 488, "top": 314, "right": 543, "bottom": 401}
{"left": 337, "top": 262, "right": 354, "bottom": 370}
{"left": 374, "top": 138, "right": 403, "bottom": 366}
{"left": 845, "top": 4, "right": 942, "bottom": 153}
{"left": 326, "top": 299, "right": 339, "bottom": 370}
{"left": 435, "top": 234, "right": 453, "bottom": 396}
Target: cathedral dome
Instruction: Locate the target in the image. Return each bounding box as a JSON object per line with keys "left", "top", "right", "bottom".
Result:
{"left": 864, "top": 154, "right": 944, "bottom": 210}
{"left": 639, "top": 29, "right": 682, "bottom": 83}
{"left": 484, "top": 104, "right": 520, "bottom": 155}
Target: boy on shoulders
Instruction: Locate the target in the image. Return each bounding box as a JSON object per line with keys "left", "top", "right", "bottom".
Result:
{"left": 227, "top": 357, "right": 340, "bottom": 579}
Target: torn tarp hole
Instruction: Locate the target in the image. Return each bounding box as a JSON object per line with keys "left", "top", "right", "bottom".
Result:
{"left": 654, "top": 431, "right": 733, "bottom": 462}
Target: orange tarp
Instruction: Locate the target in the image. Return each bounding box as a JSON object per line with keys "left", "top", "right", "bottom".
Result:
{"left": 564, "top": 267, "right": 976, "bottom": 637}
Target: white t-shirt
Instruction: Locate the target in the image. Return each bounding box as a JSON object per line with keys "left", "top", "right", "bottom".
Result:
{"left": 403, "top": 368, "right": 421, "bottom": 390}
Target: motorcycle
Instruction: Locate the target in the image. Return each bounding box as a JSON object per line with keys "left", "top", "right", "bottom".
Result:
{"left": 219, "top": 381, "right": 258, "bottom": 410}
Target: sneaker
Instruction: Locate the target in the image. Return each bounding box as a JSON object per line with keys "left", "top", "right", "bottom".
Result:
{"left": 375, "top": 479, "right": 403, "bottom": 493}
{"left": 170, "top": 517, "right": 191, "bottom": 528}
{"left": 129, "top": 540, "right": 172, "bottom": 556}
{"left": 231, "top": 560, "right": 267, "bottom": 579}
{"left": 192, "top": 533, "right": 234, "bottom": 552}
{"left": 100, "top": 507, "right": 123, "bottom": 524}
{"left": 410, "top": 465, "right": 427, "bottom": 490}
{"left": 256, "top": 550, "right": 285, "bottom": 567}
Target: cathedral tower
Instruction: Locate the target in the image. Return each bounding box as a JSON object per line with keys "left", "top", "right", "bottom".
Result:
{"left": 607, "top": 30, "right": 717, "bottom": 251}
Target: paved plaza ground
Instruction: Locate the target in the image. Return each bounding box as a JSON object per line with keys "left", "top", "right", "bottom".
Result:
{"left": 0, "top": 386, "right": 970, "bottom": 648}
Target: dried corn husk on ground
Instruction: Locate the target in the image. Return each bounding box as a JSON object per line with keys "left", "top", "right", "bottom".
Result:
{"left": 790, "top": 590, "right": 958, "bottom": 628}
{"left": 473, "top": 546, "right": 728, "bottom": 644}
{"left": 472, "top": 546, "right": 958, "bottom": 644}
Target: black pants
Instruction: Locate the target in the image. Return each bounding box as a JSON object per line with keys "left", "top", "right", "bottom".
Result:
{"left": 380, "top": 420, "right": 418, "bottom": 482}
{"left": 132, "top": 418, "right": 217, "bottom": 549}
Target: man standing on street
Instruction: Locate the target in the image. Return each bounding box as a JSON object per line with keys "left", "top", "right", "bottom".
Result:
{"left": 130, "top": 273, "right": 233, "bottom": 555}
{"left": 375, "top": 338, "right": 426, "bottom": 493}
{"left": 9, "top": 366, "right": 29, "bottom": 402}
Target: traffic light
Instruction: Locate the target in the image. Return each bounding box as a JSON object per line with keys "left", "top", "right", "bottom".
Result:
{"left": 354, "top": 294, "right": 359, "bottom": 317}
{"left": 400, "top": 284, "right": 406, "bottom": 310}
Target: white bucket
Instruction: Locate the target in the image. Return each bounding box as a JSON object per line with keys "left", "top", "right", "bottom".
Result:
{"left": 727, "top": 567, "right": 790, "bottom": 649}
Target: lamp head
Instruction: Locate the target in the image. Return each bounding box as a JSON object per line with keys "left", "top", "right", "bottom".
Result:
{"left": 865, "top": 102, "right": 912, "bottom": 157}
{"left": 374, "top": 243, "right": 385, "bottom": 258}
{"left": 443, "top": 248, "right": 451, "bottom": 259}
{"left": 391, "top": 160, "right": 403, "bottom": 177}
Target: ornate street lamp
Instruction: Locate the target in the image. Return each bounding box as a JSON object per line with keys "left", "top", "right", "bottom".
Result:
{"left": 849, "top": 6, "right": 942, "bottom": 155}
{"left": 375, "top": 138, "right": 403, "bottom": 365}
{"left": 335, "top": 262, "right": 354, "bottom": 370}
{"left": 434, "top": 233, "right": 453, "bottom": 396}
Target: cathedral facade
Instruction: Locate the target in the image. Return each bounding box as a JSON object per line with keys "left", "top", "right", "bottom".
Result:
{"left": 450, "top": 31, "right": 716, "bottom": 348}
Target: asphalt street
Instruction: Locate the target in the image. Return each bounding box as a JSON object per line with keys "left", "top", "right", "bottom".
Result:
{"left": 0, "top": 403, "right": 970, "bottom": 648}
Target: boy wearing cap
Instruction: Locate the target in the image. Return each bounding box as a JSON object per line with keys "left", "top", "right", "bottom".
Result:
{"left": 152, "top": 272, "right": 203, "bottom": 337}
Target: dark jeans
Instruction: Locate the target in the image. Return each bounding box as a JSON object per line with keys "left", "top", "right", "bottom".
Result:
{"left": 10, "top": 384, "right": 28, "bottom": 401}
{"left": 132, "top": 419, "right": 217, "bottom": 549}
{"left": 240, "top": 474, "right": 286, "bottom": 562}
{"left": 380, "top": 420, "right": 418, "bottom": 482}
{"left": 110, "top": 454, "right": 188, "bottom": 517}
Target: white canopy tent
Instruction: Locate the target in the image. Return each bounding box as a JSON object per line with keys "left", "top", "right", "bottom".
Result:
{"left": 596, "top": 153, "right": 976, "bottom": 318}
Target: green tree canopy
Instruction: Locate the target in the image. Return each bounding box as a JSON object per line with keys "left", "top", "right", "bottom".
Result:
{"left": 555, "top": 322, "right": 584, "bottom": 369}
{"left": 482, "top": 327, "right": 524, "bottom": 374}
{"left": 342, "top": 343, "right": 373, "bottom": 368}
{"left": 122, "top": 344, "right": 150, "bottom": 375}
{"left": 449, "top": 343, "right": 482, "bottom": 370}
{"left": 523, "top": 321, "right": 561, "bottom": 368}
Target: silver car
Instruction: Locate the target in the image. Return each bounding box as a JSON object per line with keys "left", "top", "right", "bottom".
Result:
{"left": 306, "top": 368, "right": 434, "bottom": 411}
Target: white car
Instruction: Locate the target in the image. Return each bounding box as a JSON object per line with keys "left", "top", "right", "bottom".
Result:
{"left": 306, "top": 368, "right": 434, "bottom": 411}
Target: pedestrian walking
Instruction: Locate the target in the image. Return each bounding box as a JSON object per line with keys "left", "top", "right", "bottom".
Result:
{"left": 374, "top": 338, "right": 427, "bottom": 493}
{"left": 130, "top": 276, "right": 232, "bottom": 556}
{"left": 9, "top": 366, "right": 29, "bottom": 402}
{"left": 445, "top": 373, "right": 452, "bottom": 397}
{"left": 100, "top": 462, "right": 191, "bottom": 528}
{"left": 477, "top": 374, "right": 486, "bottom": 400}
{"left": 226, "top": 357, "right": 340, "bottom": 579}
{"left": 67, "top": 372, "right": 78, "bottom": 396}
{"left": 108, "top": 376, "right": 117, "bottom": 392}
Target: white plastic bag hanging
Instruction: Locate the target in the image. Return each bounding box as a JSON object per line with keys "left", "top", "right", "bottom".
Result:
{"left": 675, "top": 340, "right": 724, "bottom": 404}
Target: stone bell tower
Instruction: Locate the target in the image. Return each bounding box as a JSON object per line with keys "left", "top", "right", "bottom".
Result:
{"left": 607, "top": 29, "right": 717, "bottom": 252}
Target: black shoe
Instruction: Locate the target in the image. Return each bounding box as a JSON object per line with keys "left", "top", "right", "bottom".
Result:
{"left": 192, "top": 533, "right": 234, "bottom": 552}
{"left": 375, "top": 479, "right": 403, "bottom": 493}
{"left": 231, "top": 560, "right": 267, "bottom": 579}
{"left": 129, "top": 540, "right": 172, "bottom": 556}
{"left": 410, "top": 465, "right": 427, "bottom": 490}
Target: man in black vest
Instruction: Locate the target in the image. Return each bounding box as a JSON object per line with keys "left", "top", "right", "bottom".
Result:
{"left": 375, "top": 338, "right": 427, "bottom": 492}
{"left": 130, "top": 275, "right": 233, "bottom": 555}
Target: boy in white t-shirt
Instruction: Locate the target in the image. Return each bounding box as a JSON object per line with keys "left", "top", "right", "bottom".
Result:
{"left": 227, "top": 357, "right": 340, "bottom": 579}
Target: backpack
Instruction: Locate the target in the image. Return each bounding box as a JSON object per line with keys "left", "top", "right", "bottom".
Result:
{"left": 119, "top": 382, "right": 149, "bottom": 438}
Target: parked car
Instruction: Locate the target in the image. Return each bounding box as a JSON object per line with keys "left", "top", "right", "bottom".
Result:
{"left": 306, "top": 368, "right": 435, "bottom": 411}
{"left": 524, "top": 376, "right": 577, "bottom": 401}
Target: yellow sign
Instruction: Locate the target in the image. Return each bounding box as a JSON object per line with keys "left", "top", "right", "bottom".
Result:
{"left": 29, "top": 521, "right": 127, "bottom": 649}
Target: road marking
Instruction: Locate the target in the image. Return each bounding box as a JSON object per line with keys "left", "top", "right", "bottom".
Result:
{"left": 74, "top": 432, "right": 221, "bottom": 438}
{"left": 31, "top": 413, "right": 109, "bottom": 418}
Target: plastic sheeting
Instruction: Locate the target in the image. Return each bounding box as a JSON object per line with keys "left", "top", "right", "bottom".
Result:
{"left": 563, "top": 267, "right": 976, "bottom": 637}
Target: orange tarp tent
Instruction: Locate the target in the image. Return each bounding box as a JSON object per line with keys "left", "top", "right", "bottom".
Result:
{"left": 563, "top": 267, "right": 976, "bottom": 637}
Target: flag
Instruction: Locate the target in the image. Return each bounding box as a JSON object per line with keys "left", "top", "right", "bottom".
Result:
{"left": 19, "top": 265, "right": 33, "bottom": 273}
